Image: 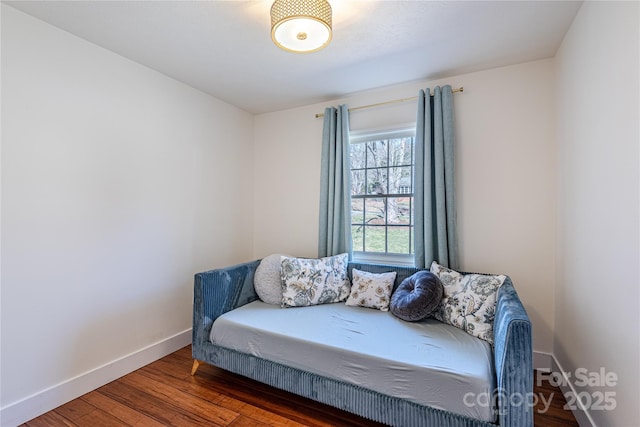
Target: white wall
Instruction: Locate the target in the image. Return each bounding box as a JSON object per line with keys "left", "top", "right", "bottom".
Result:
{"left": 1, "top": 5, "right": 254, "bottom": 424}
{"left": 555, "top": 2, "right": 639, "bottom": 426}
{"left": 254, "top": 59, "right": 557, "bottom": 355}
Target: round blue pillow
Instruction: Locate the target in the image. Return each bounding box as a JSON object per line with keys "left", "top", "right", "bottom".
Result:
{"left": 390, "top": 271, "right": 444, "bottom": 322}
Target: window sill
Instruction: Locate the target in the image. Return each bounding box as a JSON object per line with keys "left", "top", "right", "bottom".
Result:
{"left": 351, "top": 252, "right": 415, "bottom": 267}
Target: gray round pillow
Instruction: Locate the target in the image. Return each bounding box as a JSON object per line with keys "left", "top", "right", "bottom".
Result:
{"left": 254, "top": 254, "right": 287, "bottom": 305}
{"left": 390, "top": 271, "right": 444, "bottom": 322}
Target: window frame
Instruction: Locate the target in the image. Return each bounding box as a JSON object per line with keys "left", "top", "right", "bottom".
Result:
{"left": 349, "top": 126, "right": 416, "bottom": 267}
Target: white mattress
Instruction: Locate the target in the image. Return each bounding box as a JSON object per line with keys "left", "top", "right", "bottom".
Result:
{"left": 210, "top": 301, "right": 496, "bottom": 422}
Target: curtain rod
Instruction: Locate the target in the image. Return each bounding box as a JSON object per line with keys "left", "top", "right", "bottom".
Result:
{"left": 314, "top": 87, "right": 463, "bottom": 118}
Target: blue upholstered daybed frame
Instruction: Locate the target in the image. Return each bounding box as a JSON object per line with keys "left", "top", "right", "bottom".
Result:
{"left": 192, "top": 261, "right": 533, "bottom": 427}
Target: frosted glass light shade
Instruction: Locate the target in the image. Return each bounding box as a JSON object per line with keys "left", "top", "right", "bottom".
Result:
{"left": 271, "top": 0, "right": 332, "bottom": 53}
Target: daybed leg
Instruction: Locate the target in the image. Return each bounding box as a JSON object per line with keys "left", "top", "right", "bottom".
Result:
{"left": 191, "top": 359, "right": 201, "bottom": 376}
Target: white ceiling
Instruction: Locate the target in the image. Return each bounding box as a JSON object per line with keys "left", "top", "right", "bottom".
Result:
{"left": 5, "top": 0, "right": 582, "bottom": 114}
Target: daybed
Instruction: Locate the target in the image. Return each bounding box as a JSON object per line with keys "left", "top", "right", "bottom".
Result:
{"left": 191, "top": 260, "right": 533, "bottom": 427}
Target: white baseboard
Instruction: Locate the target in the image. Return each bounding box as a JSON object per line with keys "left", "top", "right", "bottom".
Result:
{"left": 0, "top": 329, "right": 192, "bottom": 427}
{"left": 549, "top": 355, "right": 597, "bottom": 427}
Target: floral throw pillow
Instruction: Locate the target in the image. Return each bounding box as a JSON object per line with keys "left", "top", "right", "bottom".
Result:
{"left": 345, "top": 269, "right": 397, "bottom": 311}
{"left": 280, "top": 253, "right": 351, "bottom": 308}
{"left": 430, "top": 261, "right": 506, "bottom": 344}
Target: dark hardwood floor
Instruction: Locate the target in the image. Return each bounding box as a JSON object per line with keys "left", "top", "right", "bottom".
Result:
{"left": 23, "top": 346, "right": 579, "bottom": 426}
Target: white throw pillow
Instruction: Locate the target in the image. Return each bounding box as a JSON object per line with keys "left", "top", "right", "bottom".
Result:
{"left": 280, "top": 253, "right": 350, "bottom": 307}
{"left": 345, "top": 269, "right": 397, "bottom": 311}
{"left": 254, "top": 254, "right": 288, "bottom": 305}
{"left": 430, "top": 261, "right": 506, "bottom": 344}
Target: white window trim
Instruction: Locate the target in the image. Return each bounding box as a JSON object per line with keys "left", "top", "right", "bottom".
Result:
{"left": 349, "top": 125, "right": 416, "bottom": 144}
{"left": 350, "top": 125, "right": 417, "bottom": 268}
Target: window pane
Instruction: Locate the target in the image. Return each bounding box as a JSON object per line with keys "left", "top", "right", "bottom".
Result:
{"left": 350, "top": 143, "right": 366, "bottom": 169}
{"left": 351, "top": 225, "right": 364, "bottom": 252}
{"left": 364, "top": 226, "right": 385, "bottom": 252}
{"left": 367, "top": 168, "right": 387, "bottom": 195}
{"left": 389, "top": 137, "right": 413, "bottom": 167}
{"left": 351, "top": 170, "right": 365, "bottom": 196}
{"left": 366, "top": 140, "right": 388, "bottom": 168}
{"left": 388, "top": 166, "right": 412, "bottom": 194}
{"left": 388, "top": 226, "right": 410, "bottom": 254}
{"left": 351, "top": 198, "right": 364, "bottom": 225}
{"left": 364, "top": 198, "right": 385, "bottom": 224}
{"left": 388, "top": 197, "right": 412, "bottom": 225}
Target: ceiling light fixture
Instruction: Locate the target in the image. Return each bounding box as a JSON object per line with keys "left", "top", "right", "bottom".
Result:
{"left": 270, "top": 0, "right": 332, "bottom": 53}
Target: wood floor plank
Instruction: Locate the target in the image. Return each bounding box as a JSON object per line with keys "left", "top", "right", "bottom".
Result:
{"left": 52, "top": 398, "right": 96, "bottom": 422}
{"left": 143, "top": 357, "right": 194, "bottom": 382}
{"left": 228, "top": 414, "right": 275, "bottom": 427}
{"left": 216, "top": 395, "right": 310, "bottom": 427}
{"left": 136, "top": 358, "right": 228, "bottom": 405}
{"left": 23, "top": 345, "right": 580, "bottom": 426}
{"left": 533, "top": 377, "right": 579, "bottom": 427}
{"left": 119, "top": 371, "right": 239, "bottom": 425}
{"left": 99, "top": 378, "right": 220, "bottom": 426}
{"left": 24, "top": 411, "right": 76, "bottom": 427}
{"left": 72, "top": 407, "right": 135, "bottom": 426}
{"left": 80, "top": 390, "right": 166, "bottom": 427}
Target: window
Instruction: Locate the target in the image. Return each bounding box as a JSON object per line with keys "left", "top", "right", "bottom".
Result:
{"left": 350, "top": 128, "right": 415, "bottom": 266}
